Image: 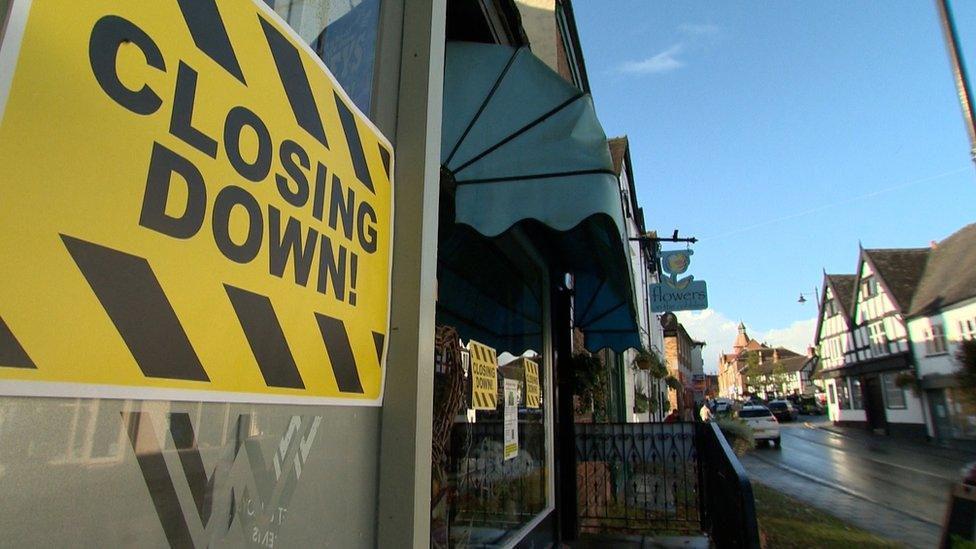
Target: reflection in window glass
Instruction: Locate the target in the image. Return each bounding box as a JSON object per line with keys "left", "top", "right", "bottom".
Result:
{"left": 447, "top": 354, "right": 547, "bottom": 546}
{"left": 265, "top": 0, "right": 381, "bottom": 113}
{"left": 837, "top": 380, "right": 851, "bottom": 410}
{"left": 850, "top": 378, "right": 863, "bottom": 410}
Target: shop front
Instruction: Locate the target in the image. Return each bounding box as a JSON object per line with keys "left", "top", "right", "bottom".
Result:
{"left": 0, "top": 0, "right": 636, "bottom": 546}
{"left": 430, "top": 39, "right": 641, "bottom": 546}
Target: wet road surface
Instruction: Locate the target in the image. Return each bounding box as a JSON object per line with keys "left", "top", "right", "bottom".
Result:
{"left": 740, "top": 416, "right": 968, "bottom": 548}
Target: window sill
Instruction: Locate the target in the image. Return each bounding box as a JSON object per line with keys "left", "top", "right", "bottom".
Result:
{"left": 924, "top": 352, "right": 949, "bottom": 357}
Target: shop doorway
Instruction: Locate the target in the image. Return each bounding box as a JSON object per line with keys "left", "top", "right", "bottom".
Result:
{"left": 862, "top": 375, "right": 887, "bottom": 433}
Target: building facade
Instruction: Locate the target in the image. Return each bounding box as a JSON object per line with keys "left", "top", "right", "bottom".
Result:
{"left": 815, "top": 249, "right": 928, "bottom": 437}
{"left": 905, "top": 224, "right": 976, "bottom": 446}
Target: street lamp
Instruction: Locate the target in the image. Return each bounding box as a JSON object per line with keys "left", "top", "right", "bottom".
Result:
{"left": 798, "top": 287, "right": 819, "bottom": 305}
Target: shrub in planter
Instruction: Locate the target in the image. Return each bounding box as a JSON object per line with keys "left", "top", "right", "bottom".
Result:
{"left": 716, "top": 418, "right": 755, "bottom": 455}
{"left": 956, "top": 339, "right": 976, "bottom": 405}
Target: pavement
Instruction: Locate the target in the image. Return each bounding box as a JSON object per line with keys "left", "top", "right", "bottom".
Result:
{"left": 740, "top": 415, "right": 970, "bottom": 549}
{"left": 569, "top": 533, "right": 709, "bottom": 549}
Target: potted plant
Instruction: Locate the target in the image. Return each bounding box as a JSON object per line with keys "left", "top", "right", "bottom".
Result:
{"left": 633, "top": 349, "right": 654, "bottom": 371}
{"left": 894, "top": 371, "right": 921, "bottom": 397}
{"left": 571, "top": 352, "right": 607, "bottom": 416}
{"left": 665, "top": 375, "right": 683, "bottom": 392}
{"left": 634, "top": 391, "right": 650, "bottom": 414}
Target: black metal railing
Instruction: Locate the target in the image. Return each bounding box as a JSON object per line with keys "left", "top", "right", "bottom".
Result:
{"left": 696, "top": 421, "right": 761, "bottom": 548}
{"left": 573, "top": 421, "right": 760, "bottom": 547}
{"left": 574, "top": 422, "right": 701, "bottom": 534}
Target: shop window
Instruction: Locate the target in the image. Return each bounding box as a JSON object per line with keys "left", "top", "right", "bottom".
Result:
{"left": 266, "top": 0, "right": 382, "bottom": 114}
{"left": 882, "top": 373, "right": 906, "bottom": 409}
{"left": 432, "top": 225, "right": 552, "bottom": 546}
{"left": 837, "top": 381, "right": 851, "bottom": 410}
{"left": 850, "top": 378, "right": 863, "bottom": 410}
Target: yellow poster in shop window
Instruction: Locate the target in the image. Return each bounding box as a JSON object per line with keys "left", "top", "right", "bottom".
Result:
{"left": 468, "top": 340, "right": 498, "bottom": 410}
{"left": 523, "top": 359, "right": 541, "bottom": 408}
{"left": 0, "top": 0, "right": 394, "bottom": 405}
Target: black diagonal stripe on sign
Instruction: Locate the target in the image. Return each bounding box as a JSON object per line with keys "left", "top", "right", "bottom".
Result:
{"left": 61, "top": 235, "right": 209, "bottom": 381}
{"left": 334, "top": 92, "right": 374, "bottom": 193}
{"left": 378, "top": 144, "right": 391, "bottom": 181}
{"left": 314, "top": 313, "right": 363, "bottom": 393}
{"left": 168, "top": 412, "right": 214, "bottom": 525}
{"left": 371, "top": 331, "right": 384, "bottom": 364}
{"left": 224, "top": 285, "right": 305, "bottom": 389}
{"left": 259, "top": 17, "right": 329, "bottom": 148}
{"left": 176, "top": 0, "right": 245, "bottom": 84}
{"left": 0, "top": 316, "right": 34, "bottom": 368}
{"left": 124, "top": 412, "right": 194, "bottom": 548}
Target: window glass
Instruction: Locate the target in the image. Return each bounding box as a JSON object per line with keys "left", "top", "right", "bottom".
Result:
{"left": 828, "top": 383, "right": 836, "bottom": 404}
{"left": 265, "top": 0, "right": 382, "bottom": 114}
{"left": 433, "top": 225, "right": 551, "bottom": 546}
{"left": 837, "top": 380, "right": 851, "bottom": 409}
{"left": 850, "top": 378, "right": 863, "bottom": 410}
{"left": 882, "top": 373, "right": 906, "bottom": 409}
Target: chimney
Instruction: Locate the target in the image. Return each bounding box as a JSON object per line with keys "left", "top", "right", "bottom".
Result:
{"left": 807, "top": 346, "right": 816, "bottom": 357}
{"left": 930, "top": 240, "right": 939, "bottom": 250}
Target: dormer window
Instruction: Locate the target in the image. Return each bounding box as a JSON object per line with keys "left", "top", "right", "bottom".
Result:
{"left": 861, "top": 276, "right": 878, "bottom": 299}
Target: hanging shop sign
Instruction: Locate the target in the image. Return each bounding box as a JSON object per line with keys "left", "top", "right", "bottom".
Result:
{"left": 0, "top": 0, "right": 394, "bottom": 405}
{"left": 650, "top": 250, "right": 708, "bottom": 313}
{"left": 468, "top": 340, "right": 498, "bottom": 410}
{"left": 503, "top": 378, "right": 519, "bottom": 460}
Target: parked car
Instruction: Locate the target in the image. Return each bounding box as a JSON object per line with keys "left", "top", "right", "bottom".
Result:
{"left": 736, "top": 405, "right": 781, "bottom": 447}
{"left": 767, "top": 400, "right": 799, "bottom": 422}
{"left": 712, "top": 398, "right": 734, "bottom": 414}
{"left": 795, "top": 395, "right": 825, "bottom": 415}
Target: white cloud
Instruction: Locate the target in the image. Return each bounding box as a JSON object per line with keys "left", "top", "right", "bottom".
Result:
{"left": 678, "top": 23, "right": 720, "bottom": 36}
{"left": 618, "top": 44, "right": 684, "bottom": 75}
{"left": 676, "top": 309, "right": 817, "bottom": 374}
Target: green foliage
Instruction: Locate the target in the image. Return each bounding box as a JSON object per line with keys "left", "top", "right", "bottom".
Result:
{"left": 647, "top": 355, "right": 669, "bottom": 380}
{"left": 894, "top": 371, "right": 921, "bottom": 398}
{"left": 752, "top": 483, "right": 903, "bottom": 548}
{"left": 955, "top": 339, "right": 976, "bottom": 405}
{"left": 633, "top": 391, "right": 650, "bottom": 414}
{"left": 665, "top": 375, "right": 683, "bottom": 392}
{"left": 716, "top": 418, "right": 754, "bottom": 455}
{"left": 572, "top": 352, "right": 607, "bottom": 417}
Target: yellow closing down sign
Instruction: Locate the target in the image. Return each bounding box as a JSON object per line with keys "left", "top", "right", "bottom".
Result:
{"left": 0, "top": 0, "right": 394, "bottom": 405}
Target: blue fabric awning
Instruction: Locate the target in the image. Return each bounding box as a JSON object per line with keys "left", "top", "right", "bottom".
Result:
{"left": 438, "top": 41, "right": 641, "bottom": 353}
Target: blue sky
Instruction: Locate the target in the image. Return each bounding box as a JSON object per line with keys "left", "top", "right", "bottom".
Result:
{"left": 574, "top": 1, "right": 976, "bottom": 370}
